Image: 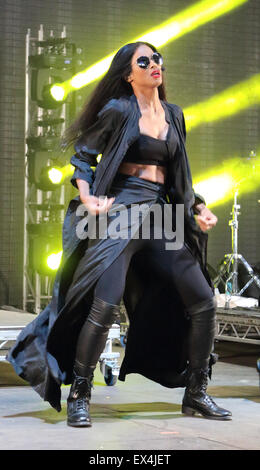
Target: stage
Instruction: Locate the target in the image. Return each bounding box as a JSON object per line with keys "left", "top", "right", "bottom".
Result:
{"left": 0, "top": 308, "right": 259, "bottom": 451}
{"left": 1, "top": 0, "right": 260, "bottom": 455}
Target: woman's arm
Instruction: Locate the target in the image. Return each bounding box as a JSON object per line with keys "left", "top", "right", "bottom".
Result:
{"left": 193, "top": 194, "right": 206, "bottom": 215}
{"left": 76, "top": 178, "right": 115, "bottom": 215}
{"left": 70, "top": 99, "right": 123, "bottom": 190}
{"left": 69, "top": 99, "right": 122, "bottom": 214}
{"left": 76, "top": 179, "right": 90, "bottom": 200}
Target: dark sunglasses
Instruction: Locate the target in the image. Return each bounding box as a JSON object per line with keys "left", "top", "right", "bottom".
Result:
{"left": 136, "top": 52, "right": 163, "bottom": 69}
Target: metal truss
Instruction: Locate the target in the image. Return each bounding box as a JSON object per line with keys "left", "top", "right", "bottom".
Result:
{"left": 216, "top": 307, "right": 260, "bottom": 345}
{"left": 23, "top": 25, "right": 76, "bottom": 314}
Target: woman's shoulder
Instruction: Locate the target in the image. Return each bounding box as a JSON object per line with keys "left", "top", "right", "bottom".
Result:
{"left": 106, "top": 96, "right": 184, "bottom": 117}
{"left": 99, "top": 97, "right": 184, "bottom": 122}
{"left": 99, "top": 95, "right": 131, "bottom": 117}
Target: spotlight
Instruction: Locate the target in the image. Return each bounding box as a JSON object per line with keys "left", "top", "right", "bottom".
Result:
{"left": 46, "top": 251, "right": 63, "bottom": 271}
{"left": 27, "top": 150, "right": 64, "bottom": 190}
{"left": 37, "top": 165, "right": 64, "bottom": 191}
{"left": 28, "top": 223, "right": 63, "bottom": 276}
{"left": 48, "top": 167, "right": 63, "bottom": 185}
{"left": 50, "top": 84, "right": 67, "bottom": 102}
{"left": 31, "top": 69, "right": 71, "bottom": 109}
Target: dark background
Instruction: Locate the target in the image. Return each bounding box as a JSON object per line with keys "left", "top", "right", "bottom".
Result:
{"left": 0, "top": 0, "right": 259, "bottom": 309}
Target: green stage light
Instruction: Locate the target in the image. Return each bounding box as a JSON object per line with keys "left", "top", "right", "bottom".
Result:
{"left": 48, "top": 167, "right": 63, "bottom": 184}
{"left": 50, "top": 84, "right": 67, "bottom": 102}
{"left": 46, "top": 251, "right": 63, "bottom": 271}
{"left": 28, "top": 228, "right": 63, "bottom": 276}
{"left": 50, "top": 0, "right": 248, "bottom": 97}
{"left": 40, "top": 83, "right": 67, "bottom": 109}
{"left": 34, "top": 166, "right": 63, "bottom": 191}
{"left": 193, "top": 173, "right": 234, "bottom": 206}
{"left": 193, "top": 152, "right": 260, "bottom": 208}
{"left": 184, "top": 73, "right": 260, "bottom": 131}
{"left": 70, "top": 58, "right": 112, "bottom": 89}
{"left": 135, "top": 0, "right": 247, "bottom": 47}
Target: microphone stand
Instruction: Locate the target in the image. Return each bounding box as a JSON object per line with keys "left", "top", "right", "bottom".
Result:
{"left": 214, "top": 184, "right": 260, "bottom": 308}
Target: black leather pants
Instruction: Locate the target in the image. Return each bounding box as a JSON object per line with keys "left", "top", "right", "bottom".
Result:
{"left": 185, "top": 296, "right": 217, "bottom": 370}
{"left": 72, "top": 171, "right": 216, "bottom": 378}
{"left": 74, "top": 237, "right": 216, "bottom": 378}
{"left": 74, "top": 296, "right": 120, "bottom": 377}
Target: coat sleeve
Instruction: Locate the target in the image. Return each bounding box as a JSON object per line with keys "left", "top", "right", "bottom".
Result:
{"left": 70, "top": 99, "right": 122, "bottom": 190}
{"left": 180, "top": 109, "right": 206, "bottom": 212}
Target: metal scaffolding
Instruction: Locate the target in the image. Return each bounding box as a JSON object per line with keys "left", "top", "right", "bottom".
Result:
{"left": 23, "top": 25, "right": 77, "bottom": 313}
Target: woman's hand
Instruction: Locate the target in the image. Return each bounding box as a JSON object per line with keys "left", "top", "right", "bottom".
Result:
{"left": 81, "top": 195, "right": 115, "bottom": 216}
{"left": 195, "top": 206, "right": 218, "bottom": 232}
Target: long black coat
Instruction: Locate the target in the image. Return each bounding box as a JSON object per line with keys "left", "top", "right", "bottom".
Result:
{"left": 7, "top": 94, "right": 214, "bottom": 412}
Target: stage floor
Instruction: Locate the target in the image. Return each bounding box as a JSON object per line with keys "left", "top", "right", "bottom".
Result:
{"left": 0, "top": 344, "right": 259, "bottom": 451}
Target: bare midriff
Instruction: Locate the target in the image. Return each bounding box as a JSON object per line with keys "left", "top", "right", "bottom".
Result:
{"left": 117, "top": 112, "right": 169, "bottom": 184}
{"left": 117, "top": 162, "right": 167, "bottom": 184}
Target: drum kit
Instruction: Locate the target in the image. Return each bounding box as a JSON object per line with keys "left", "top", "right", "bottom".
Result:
{"left": 213, "top": 151, "right": 260, "bottom": 308}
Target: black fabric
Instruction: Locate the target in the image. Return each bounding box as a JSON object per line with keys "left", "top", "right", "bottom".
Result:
{"left": 187, "top": 305, "right": 216, "bottom": 370}
{"left": 75, "top": 297, "right": 120, "bottom": 378}
{"left": 123, "top": 133, "right": 173, "bottom": 167}
{"left": 6, "top": 95, "right": 215, "bottom": 412}
{"left": 94, "top": 238, "right": 214, "bottom": 307}
{"left": 93, "top": 177, "right": 213, "bottom": 308}
{"left": 74, "top": 175, "right": 214, "bottom": 380}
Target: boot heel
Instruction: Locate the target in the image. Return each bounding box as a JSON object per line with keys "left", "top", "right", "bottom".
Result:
{"left": 183, "top": 368, "right": 232, "bottom": 420}
{"left": 182, "top": 405, "right": 196, "bottom": 416}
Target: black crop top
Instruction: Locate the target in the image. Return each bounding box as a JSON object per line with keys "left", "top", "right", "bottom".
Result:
{"left": 123, "top": 134, "right": 170, "bottom": 167}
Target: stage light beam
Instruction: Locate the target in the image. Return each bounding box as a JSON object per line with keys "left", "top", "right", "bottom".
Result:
{"left": 184, "top": 73, "right": 260, "bottom": 131}
{"left": 50, "top": 0, "right": 248, "bottom": 97}
{"left": 193, "top": 153, "right": 260, "bottom": 207}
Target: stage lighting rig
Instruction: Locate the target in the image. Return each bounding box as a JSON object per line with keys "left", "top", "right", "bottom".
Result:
{"left": 27, "top": 222, "right": 63, "bottom": 276}
{"left": 31, "top": 70, "right": 71, "bottom": 109}
{"left": 29, "top": 38, "right": 82, "bottom": 109}
{"left": 28, "top": 154, "right": 64, "bottom": 191}
{"left": 23, "top": 26, "right": 81, "bottom": 312}
{"left": 29, "top": 38, "right": 77, "bottom": 69}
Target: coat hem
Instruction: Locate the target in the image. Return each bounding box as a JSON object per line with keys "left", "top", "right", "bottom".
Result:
{"left": 118, "top": 367, "right": 187, "bottom": 389}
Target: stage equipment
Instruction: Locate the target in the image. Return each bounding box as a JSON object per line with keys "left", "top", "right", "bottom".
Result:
{"left": 27, "top": 223, "right": 62, "bottom": 276}
{"left": 50, "top": 0, "right": 248, "bottom": 96}
{"left": 24, "top": 25, "right": 80, "bottom": 314}
{"left": 214, "top": 151, "right": 260, "bottom": 308}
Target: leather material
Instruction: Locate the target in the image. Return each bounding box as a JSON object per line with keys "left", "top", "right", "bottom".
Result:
{"left": 187, "top": 302, "right": 216, "bottom": 371}
{"left": 182, "top": 368, "right": 232, "bottom": 420}
{"left": 74, "top": 297, "right": 121, "bottom": 377}
{"left": 67, "top": 371, "right": 93, "bottom": 427}
{"left": 185, "top": 296, "right": 217, "bottom": 316}
{"left": 87, "top": 296, "right": 120, "bottom": 329}
{"left": 6, "top": 95, "right": 215, "bottom": 412}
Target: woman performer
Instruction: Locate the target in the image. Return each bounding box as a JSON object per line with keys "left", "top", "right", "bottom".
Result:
{"left": 7, "top": 42, "right": 231, "bottom": 427}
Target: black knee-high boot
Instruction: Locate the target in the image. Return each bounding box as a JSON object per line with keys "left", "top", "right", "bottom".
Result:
{"left": 67, "top": 296, "right": 121, "bottom": 427}
{"left": 182, "top": 296, "right": 232, "bottom": 420}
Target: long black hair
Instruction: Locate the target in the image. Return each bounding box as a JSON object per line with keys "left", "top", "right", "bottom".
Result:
{"left": 62, "top": 41, "right": 167, "bottom": 148}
